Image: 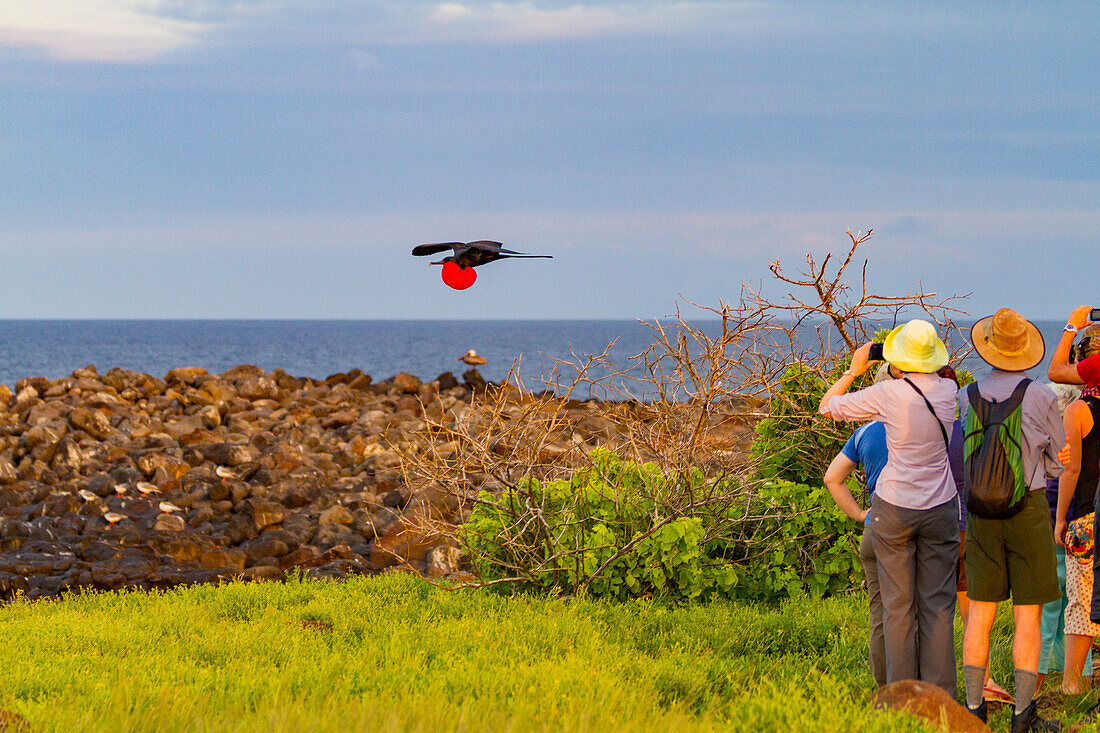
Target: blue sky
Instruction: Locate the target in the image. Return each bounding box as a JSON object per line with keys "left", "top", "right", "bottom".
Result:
{"left": 1, "top": 1, "right": 1097, "bottom": 320}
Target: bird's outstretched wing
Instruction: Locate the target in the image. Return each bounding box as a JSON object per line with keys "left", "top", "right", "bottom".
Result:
{"left": 466, "top": 240, "right": 504, "bottom": 251}
{"left": 466, "top": 241, "right": 544, "bottom": 256}
{"left": 412, "top": 242, "right": 461, "bottom": 256}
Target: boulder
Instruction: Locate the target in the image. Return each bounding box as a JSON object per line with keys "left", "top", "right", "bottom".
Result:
{"left": 872, "top": 680, "right": 990, "bottom": 733}
{"left": 238, "top": 378, "right": 280, "bottom": 401}
{"left": 165, "top": 367, "right": 210, "bottom": 386}
{"left": 425, "top": 545, "right": 465, "bottom": 577}
{"left": 462, "top": 368, "right": 487, "bottom": 391}
{"left": 348, "top": 374, "right": 373, "bottom": 390}
{"left": 279, "top": 545, "right": 321, "bottom": 570}
{"left": 318, "top": 505, "right": 354, "bottom": 526}
{"left": 371, "top": 513, "right": 441, "bottom": 568}
{"left": 245, "top": 499, "right": 286, "bottom": 532}
{"left": 154, "top": 514, "right": 186, "bottom": 532}
{"left": 223, "top": 364, "right": 267, "bottom": 382}
{"left": 0, "top": 459, "right": 17, "bottom": 485}
{"left": 103, "top": 367, "right": 163, "bottom": 394}
{"left": 68, "top": 407, "right": 114, "bottom": 439}
{"left": 238, "top": 565, "right": 284, "bottom": 582}
{"left": 201, "top": 443, "right": 256, "bottom": 467}
{"left": 240, "top": 537, "right": 290, "bottom": 565}
{"left": 312, "top": 523, "right": 357, "bottom": 549}
{"left": 435, "top": 372, "right": 460, "bottom": 391}
{"left": 392, "top": 372, "right": 422, "bottom": 394}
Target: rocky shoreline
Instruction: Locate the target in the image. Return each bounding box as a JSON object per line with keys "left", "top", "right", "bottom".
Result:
{"left": 0, "top": 362, "right": 761, "bottom": 604}
{"left": 0, "top": 364, "right": 508, "bottom": 602}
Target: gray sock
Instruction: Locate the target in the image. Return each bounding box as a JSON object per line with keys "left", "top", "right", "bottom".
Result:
{"left": 1015, "top": 669, "right": 1038, "bottom": 714}
{"left": 964, "top": 664, "right": 986, "bottom": 710}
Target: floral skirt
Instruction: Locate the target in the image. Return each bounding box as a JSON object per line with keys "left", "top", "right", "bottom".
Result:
{"left": 1065, "top": 512, "right": 1100, "bottom": 636}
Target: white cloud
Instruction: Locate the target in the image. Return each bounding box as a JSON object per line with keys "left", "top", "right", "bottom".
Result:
{"left": 0, "top": 0, "right": 254, "bottom": 62}
{"left": 390, "top": 1, "right": 760, "bottom": 43}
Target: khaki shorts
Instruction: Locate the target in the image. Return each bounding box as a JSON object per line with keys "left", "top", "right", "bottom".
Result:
{"left": 965, "top": 489, "right": 1060, "bottom": 605}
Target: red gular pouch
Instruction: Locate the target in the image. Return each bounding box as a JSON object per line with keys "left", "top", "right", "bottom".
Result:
{"left": 441, "top": 261, "right": 477, "bottom": 290}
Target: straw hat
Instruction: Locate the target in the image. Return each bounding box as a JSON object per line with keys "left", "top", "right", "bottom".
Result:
{"left": 882, "top": 319, "right": 949, "bottom": 373}
{"left": 970, "top": 308, "right": 1045, "bottom": 372}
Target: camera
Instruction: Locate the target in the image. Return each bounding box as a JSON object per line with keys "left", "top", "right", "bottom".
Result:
{"left": 1091, "top": 308, "right": 1100, "bottom": 323}
{"left": 869, "top": 343, "right": 885, "bottom": 361}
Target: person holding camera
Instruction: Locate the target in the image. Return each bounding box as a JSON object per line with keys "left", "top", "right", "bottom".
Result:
{"left": 959, "top": 308, "right": 1063, "bottom": 732}
{"left": 819, "top": 319, "right": 959, "bottom": 696}
{"left": 1049, "top": 305, "right": 1100, "bottom": 696}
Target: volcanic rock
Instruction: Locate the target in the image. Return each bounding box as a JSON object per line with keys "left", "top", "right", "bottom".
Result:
{"left": 872, "top": 680, "right": 989, "bottom": 733}
{"left": 245, "top": 499, "right": 286, "bottom": 532}
{"left": 165, "top": 367, "right": 209, "bottom": 386}
{"left": 69, "top": 407, "right": 114, "bottom": 439}
{"left": 392, "top": 372, "right": 422, "bottom": 394}
{"left": 462, "top": 368, "right": 487, "bottom": 391}
{"left": 154, "top": 514, "right": 186, "bottom": 532}
{"left": 425, "top": 545, "right": 465, "bottom": 577}
{"left": 202, "top": 443, "right": 255, "bottom": 467}
{"left": 318, "top": 505, "right": 353, "bottom": 526}
{"left": 0, "top": 361, "right": 666, "bottom": 601}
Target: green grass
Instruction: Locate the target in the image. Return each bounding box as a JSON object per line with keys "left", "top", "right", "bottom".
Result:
{"left": 0, "top": 574, "right": 1092, "bottom": 731}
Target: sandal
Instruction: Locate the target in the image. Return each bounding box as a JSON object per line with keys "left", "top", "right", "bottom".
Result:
{"left": 984, "top": 680, "right": 1016, "bottom": 706}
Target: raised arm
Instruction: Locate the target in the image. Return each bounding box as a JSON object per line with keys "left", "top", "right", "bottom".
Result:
{"left": 819, "top": 342, "right": 875, "bottom": 418}
{"left": 823, "top": 452, "right": 868, "bottom": 522}
{"left": 1049, "top": 305, "right": 1093, "bottom": 385}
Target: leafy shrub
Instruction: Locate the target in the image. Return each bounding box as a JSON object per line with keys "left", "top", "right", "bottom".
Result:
{"left": 750, "top": 361, "right": 861, "bottom": 486}
{"left": 465, "top": 450, "right": 737, "bottom": 602}
{"left": 736, "top": 479, "right": 862, "bottom": 601}
{"left": 464, "top": 450, "right": 862, "bottom": 602}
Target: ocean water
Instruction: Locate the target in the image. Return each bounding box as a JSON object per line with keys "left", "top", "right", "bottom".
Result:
{"left": 0, "top": 319, "right": 1072, "bottom": 391}
{"left": 0, "top": 320, "right": 660, "bottom": 390}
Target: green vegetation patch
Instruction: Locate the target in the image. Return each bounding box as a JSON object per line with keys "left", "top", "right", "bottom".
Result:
{"left": 0, "top": 573, "right": 930, "bottom": 732}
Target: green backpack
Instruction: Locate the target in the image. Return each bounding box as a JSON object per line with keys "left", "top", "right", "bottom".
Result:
{"left": 962, "top": 379, "right": 1031, "bottom": 519}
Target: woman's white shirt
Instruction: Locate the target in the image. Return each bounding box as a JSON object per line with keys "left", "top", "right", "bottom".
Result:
{"left": 821, "top": 373, "right": 956, "bottom": 511}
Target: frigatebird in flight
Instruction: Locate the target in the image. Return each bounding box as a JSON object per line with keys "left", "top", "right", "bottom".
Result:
{"left": 411, "top": 240, "right": 552, "bottom": 268}
{"left": 412, "top": 240, "right": 552, "bottom": 290}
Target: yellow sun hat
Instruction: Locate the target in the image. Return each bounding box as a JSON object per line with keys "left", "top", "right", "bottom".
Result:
{"left": 882, "top": 319, "right": 949, "bottom": 373}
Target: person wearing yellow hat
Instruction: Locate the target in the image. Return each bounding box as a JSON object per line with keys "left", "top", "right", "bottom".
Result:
{"left": 958, "top": 308, "right": 1063, "bottom": 732}
{"left": 819, "top": 319, "right": 959, "bottom": 698}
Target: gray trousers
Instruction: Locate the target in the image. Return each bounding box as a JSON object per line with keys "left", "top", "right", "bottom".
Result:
{"left": 859, "top": 527, "right": 887, "bottom": 687}
{"left": 870, "top": 494, "right": 960, "bottom": 697}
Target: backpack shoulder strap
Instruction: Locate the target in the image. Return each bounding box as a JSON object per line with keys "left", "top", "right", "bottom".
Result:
{"left": 902, "top": 377, "right": 951, "bottom": 455}
{"left": 967, "top": 381, "right": 984, "bottom": 414}
{"left": 1004, "top": 377, "right": 1032, "bottom": 412}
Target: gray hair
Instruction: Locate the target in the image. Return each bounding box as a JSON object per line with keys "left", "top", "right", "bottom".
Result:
{"left": 1047, "top": 382, "right": 1082, "bottom": 415}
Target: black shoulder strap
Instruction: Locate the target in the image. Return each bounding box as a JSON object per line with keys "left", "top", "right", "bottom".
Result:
{"left": 967, "top": 381, "right": 983, "bottom": 415}
{"left": 903, "top": 377, "right": 951, "bottom": 455}
{"left": 1004, "top": 378, "right": 1032, "bottom": 412}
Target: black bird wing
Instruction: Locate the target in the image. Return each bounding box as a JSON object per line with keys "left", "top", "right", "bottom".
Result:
{"left": 412, "top": 242, "right": 462, "bottom": 257}
{"left": 467, "top": 241, "right": 551, "bottom": 257}
{"left": 417, "top": 240, "right": 552, "bottom": 267}
{"left": 466, "top": 240, "right": 505, "bottom": 252}
{"left": 461, "top": 240, "right": 552, "bottom": 267}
